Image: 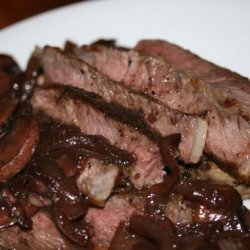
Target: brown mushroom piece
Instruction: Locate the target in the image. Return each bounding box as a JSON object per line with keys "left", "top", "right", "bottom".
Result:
{"left": 0, "top": 69, "right": 18, "bottom": 129}
{"left": 0, "top": 70, "right": 12, "bottom": 95}
{"left": 0, "top": 92, "right": 18, "bottom": 128}
{"left": 0, "top": 54, "right": 21, "bottom": 80}
{"left": 0, "top": 116, "right": 39, "bottom": 182}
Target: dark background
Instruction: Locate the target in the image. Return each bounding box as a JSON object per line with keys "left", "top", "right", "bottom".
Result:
{"left": 0, "top": 0, "right": 84, "bottom": 29}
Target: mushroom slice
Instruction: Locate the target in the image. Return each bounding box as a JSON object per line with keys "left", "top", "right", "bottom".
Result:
{"left": 0, "top": 116, "right": 39, "bottom": 182}
{"left": 0, "top": 93, "right": 18, "bottom": 127}
{"left": 0, "top": 70, "right": 12, "bottom": 95}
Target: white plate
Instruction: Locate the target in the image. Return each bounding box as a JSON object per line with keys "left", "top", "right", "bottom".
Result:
{"left": 0, "top": 0, "right": 250, "bottom": 76}
{"left": 0, "top": 0, "right": 250, "bottom": 208}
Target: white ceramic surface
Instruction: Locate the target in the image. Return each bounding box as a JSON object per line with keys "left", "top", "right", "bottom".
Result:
{"left": 0, "top": 0, "right": 249, "bottom": 207}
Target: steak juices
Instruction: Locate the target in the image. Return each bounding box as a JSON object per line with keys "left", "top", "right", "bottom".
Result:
{"left": 0, "top": 40, "right": 250, "bottom": 249}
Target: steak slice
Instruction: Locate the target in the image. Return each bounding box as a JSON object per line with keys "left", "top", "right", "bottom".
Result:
{"left": 135, "top": 40, "right": 250, "bottom": 183}
{"left": 38, "top": 46, "right": 207, "bottom": 164}
{"left": 135, "top": 40, "right": 250, "bottom": 84}
{"left": 73, "top": 42, "right": 250, "bottom": 184}
{"left": 72, "top": 42, "right": 210, "bottom": 115}
{"left": 0, "top": 212, "right": 74, "bottom": 250}
{"left": 31, "top": 85, "right": 164, "bottom": 188}
{"left": 86, "top": 195, "right": 137, "bottom": 248}
{"left": 205, "top": 105, "right": 250, "bottom": 181}
{"left": 135, "top": 39, "right": 250, "bottom": 120}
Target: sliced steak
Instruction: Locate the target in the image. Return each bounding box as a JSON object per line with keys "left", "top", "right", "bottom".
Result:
{"left": 38, "top": 46, "right": 207, "bottom": 164}
{"left": 76, "top": 41, "right": 250, "bottom": 119}
{"left": 31, "top": 85, "right": 164, "bottom": 188}
{"left": 135, "top": 40, "right": 250, "bottom": 84}
{"left": 0, "top": 212, "right": 75, "bottom": 250}
{"left": 73, "top": 43, "right": 210, "bottom": 115}
{"left": 74, "top": 42, "right": 250, "bottom": 183}
{"left": 135, "top": 39, "right": 250, "bottom": 120}
{"left": 205, "top": 105, "right": 250, "bottom": 182}
{"left": 86, "top": 195, "right": 137, "bottom": 248}
{"left": 0, "top": 92, "right": 18, "bottom": 129}
{"left": 0, "top": 116, "right": 39, "bottom": 182}
{"left": 0, "top": 54, "right": 21, "bottom": 130}
{"left": 135, "top": 41, "right": 250, "bottom": 179}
